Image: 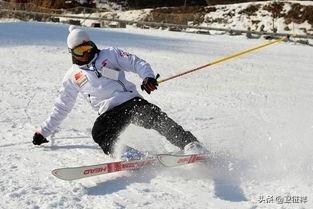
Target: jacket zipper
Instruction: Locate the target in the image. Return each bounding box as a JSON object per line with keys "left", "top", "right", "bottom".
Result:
{"left": 116, "top": 80, "right": 130, "bottom": 92}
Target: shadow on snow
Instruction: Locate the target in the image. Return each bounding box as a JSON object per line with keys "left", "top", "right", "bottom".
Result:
{"left": 87, "top": 167, "right": 158, "bottom": 196}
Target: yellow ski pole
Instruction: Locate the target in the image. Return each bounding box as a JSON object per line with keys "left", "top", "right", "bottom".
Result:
{"left": 158, "top": 36, "right": 287, "bottom": 84}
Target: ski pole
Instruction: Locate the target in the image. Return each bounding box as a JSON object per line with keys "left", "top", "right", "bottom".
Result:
{"left": 157, "top": 36, "right": 287, "bottom": 84}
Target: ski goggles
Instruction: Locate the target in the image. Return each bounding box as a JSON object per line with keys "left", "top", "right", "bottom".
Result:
{"left": 70, "top": 41, "right": 96, "bottom": 57}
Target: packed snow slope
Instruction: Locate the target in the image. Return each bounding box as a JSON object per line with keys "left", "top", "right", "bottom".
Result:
{"left": 1, "top": 22, "right": 313, "bottom": 209}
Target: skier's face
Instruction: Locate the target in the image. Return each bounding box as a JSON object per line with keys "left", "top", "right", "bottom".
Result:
{"left": 71, "top": 42, "right": 94, "bottom": 56}
{"left": 70, "top": 41, "right": 98, "bottom": 65}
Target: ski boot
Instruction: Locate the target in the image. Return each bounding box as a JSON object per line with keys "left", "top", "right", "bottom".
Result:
{"left": 120, "top": 146, "right": 150, "bottom": 161}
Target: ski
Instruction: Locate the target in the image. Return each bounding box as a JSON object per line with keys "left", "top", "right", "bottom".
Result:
{"left": 52, "top": 158, "right": 157, "bottom": 181}
{"left": 157, "top": 153, "right": 210, "bottom": 167}
{"left": 52, "top": 153, "right": 210, "bottom": 181}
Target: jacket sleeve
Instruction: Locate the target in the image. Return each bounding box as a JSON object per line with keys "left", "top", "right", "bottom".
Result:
{"left": 39, "top": 75, "right": 79, "bottom": 137}
{"left": 110, "top": 47, "right": 155, "bottom": 79}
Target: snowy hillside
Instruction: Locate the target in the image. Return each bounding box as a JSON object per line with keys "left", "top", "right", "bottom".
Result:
{"left": 198, "top": 1, "right": 313, "bottom": 35}
{"left": 80, "top": 1, "right": 313, "bottom": 36}
{"left": 1, "top": 22, "right": 313, "bottom": 209}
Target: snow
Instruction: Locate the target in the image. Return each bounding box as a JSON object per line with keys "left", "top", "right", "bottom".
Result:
{"left": 201, "top": 1, "right": 313, "bottom": 36}
{"left": 116, "top": 9, "right": 152, "bottom": 22}
{"left": 0, "top": 18, "right": 21, "bottom": 23}
{"left": 1, "top": 21, "right": 313, "bottom": 209}
{"left": 96, "top": 1, "right": 122, "bottom": 11}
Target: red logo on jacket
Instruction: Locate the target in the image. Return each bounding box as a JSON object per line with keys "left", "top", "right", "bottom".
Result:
{"left": 74, "top": 71, "right": 88, "bottom": 87}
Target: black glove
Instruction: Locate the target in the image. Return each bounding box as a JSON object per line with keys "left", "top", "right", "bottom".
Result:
{"left": 32, "top": 132, "right": 49, "bottom": 145}
{"left": 141, "top": 74, "right": 159, "bottom": 94}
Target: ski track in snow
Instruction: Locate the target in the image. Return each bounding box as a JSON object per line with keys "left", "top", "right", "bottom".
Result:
{"left": 1, "top": 22, "right": 313, "bottom": 209}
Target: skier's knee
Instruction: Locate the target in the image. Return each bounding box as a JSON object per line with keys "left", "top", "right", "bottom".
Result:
{"left": 92, "top": 125, "right": 113, "bottom": 154}
{"left": 99, "top": 140, "right": 114, "bottom": 155}
{"left": 91, "top": 125, "right": 101, "bottom": 144}
{"left": 92, "top": 132, "right": 114, "bottom": 155}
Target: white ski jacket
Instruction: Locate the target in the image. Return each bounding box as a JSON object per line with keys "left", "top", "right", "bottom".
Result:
{"left": 39, "top": 47, "right": 155, "bottom": 137}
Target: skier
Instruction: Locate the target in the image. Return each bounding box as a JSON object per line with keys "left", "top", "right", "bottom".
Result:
{"left": 32, "top": 26, "right": 207, "bottom": 159}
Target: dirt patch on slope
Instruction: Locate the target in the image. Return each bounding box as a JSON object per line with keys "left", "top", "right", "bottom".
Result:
{"left": 144, "top": 6, "right": 216, "bottom": 25}
{"left": 263, "top": 2, "right": 284, "bottom": 18}
{"left": 285, "top": 3, "right": 313, "bottom": 25}
{"left": 238, "top": 4, "right": 260, "bottom": 16}
{"left": 263, "top": 2, "right": 313, "bottom": 26}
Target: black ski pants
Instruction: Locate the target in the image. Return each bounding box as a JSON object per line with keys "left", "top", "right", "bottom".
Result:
{"left": 91, "top": 97, "right": 198, "bottom": 155}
